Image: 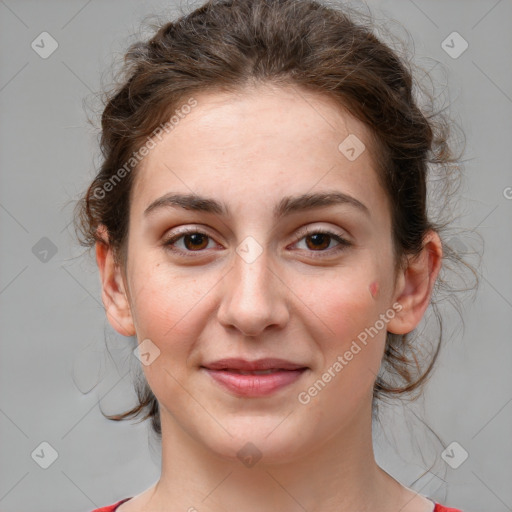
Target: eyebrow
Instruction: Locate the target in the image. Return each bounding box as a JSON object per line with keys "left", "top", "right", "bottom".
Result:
{"left": 143, "top": 191, "right": 370, "bottom": 220}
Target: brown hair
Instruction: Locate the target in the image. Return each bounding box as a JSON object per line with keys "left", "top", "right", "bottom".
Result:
{"left": 74, "top": 0, "right": 479, "bottom": 437}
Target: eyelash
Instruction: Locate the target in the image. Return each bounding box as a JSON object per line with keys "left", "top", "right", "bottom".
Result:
{"left": 162, "top": 227, "right": 352, "bottom": 259}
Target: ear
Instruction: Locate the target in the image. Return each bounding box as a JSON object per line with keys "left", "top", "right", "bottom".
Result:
{"left": 386, "top": 230, "right": 443, "bottom": 335}
{"left": 95, "top": 225, "right": 136, "bottom": 337}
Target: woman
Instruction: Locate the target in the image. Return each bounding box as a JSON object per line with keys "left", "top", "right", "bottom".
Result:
{"left": 75, "top": 0, "right": 472, "bottom": 510}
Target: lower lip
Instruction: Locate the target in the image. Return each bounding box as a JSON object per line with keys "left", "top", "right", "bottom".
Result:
{"left": 202, "top": 368, "right": 307, "bottom": 397}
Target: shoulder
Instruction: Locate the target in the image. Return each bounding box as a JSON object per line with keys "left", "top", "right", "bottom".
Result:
{"left": 91, "top": 498, "right": 462, "bottom": 512}
{"left": 434, "top": 503, "right": 464, "bottom": 512}
{"left": 89, "top": 498, "right": 132, "bottom": 512}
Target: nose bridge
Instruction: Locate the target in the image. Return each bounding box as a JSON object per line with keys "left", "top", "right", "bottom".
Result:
{"left": 217, "top": 239, "right": 288, "bottom": 337}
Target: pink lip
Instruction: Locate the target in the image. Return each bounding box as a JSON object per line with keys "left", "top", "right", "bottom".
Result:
{"left": 202, "top": 357, "right": 307, "bottom": 372}
{"left": 202, "top": 368, "right": 308, "bottom": 397}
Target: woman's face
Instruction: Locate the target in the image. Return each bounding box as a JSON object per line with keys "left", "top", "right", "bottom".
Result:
{"left": 105, "top": 84, "right": 412, "bottom": 462}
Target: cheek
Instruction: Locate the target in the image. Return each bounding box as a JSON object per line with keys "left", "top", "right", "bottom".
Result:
{"left": 127, "top": 262, "right": 206, "bottom": 350}
{"left": 130, "top": 269, "right": 209, "bottom": 395}
{"left": 306, "top": 274, "right": 388, "bottom": 373}
{"left": 312, "top": 276, "right": 380, "bottom": 333}
{"left": 369, "top": 280, "right": 379, "bottom": 299}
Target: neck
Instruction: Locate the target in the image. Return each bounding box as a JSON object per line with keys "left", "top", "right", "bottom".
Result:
{"left": 143, "top": 398, "right": 402, "bottom": 512}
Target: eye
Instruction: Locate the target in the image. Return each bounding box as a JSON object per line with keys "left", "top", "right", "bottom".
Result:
{"left": 162, "top": 226, "right": 352, "bottom": 259}
{"left": 291, "top": 227, "right": 352, "bottom": 258}
{"left": 162, "top": 228, "right": 217, "bottom": 257}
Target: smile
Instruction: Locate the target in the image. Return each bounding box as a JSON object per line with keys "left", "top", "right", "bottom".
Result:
{"left": 201, "top": 367, "right": 308, "bottom": 397}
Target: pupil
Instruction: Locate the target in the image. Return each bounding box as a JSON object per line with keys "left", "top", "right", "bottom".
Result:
{"left": 307, "top": 233, "right": 329, "bottom": 250}
{"left": 186, "top": 233, "right": 207, "bottom": 250}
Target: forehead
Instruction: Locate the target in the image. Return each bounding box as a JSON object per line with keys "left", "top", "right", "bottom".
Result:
{"left": 132, "top": 84, "right": 387, "bottom": 218}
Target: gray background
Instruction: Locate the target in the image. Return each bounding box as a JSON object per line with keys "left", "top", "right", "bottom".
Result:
{"left": 1, "top": 0, "right": 511, "bottom": 511}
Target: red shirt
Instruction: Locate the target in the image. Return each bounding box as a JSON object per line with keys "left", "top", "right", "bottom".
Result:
{"left": 91, "top": 497, "right": 463, "bottom": 511}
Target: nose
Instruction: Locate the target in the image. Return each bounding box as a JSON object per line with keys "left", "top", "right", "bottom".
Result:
{"left": 217, "top": 248, "right": 290, "bottom": 338}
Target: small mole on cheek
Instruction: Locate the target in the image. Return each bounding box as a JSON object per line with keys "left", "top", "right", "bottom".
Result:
{"left": 369, "top": 280, "right": 379, "bottom": 299}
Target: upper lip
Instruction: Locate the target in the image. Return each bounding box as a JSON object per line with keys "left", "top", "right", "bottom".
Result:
{"left": 201, "top": 358, "right": 308, "bottom": 371}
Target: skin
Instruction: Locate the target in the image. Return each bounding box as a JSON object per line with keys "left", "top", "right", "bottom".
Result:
{"left": 369, "top": 280, "right": 379, "bottom": 299}
{"left": 96, "top": 83, "right": 442, "bottom": 512}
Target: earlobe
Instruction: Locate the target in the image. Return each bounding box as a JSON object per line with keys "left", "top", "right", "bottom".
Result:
{"left": 386, "top": 231, "right": 443, "bottom": 335}
{"left": 95, "top": 227, "right": 136, "bottom": 337}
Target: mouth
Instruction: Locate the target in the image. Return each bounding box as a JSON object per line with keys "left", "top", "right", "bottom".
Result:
{"left": 200, "top": 359, "right": 309, "bottom": 397}
{"left": 212, "top": 368, "right": 298, "bottom": 375}
{"left": 201, "top": 357, "right": 308, "bottom": 372}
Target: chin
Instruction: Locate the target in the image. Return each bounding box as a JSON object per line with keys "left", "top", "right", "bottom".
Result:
{"left": 200, "top": 418, "right": 315, "bottom": 466}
